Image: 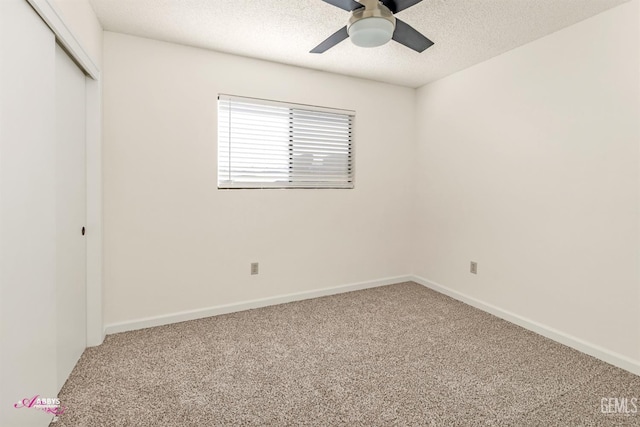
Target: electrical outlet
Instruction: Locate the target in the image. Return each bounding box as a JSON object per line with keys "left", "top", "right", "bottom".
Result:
{"left": 470, "top": 261, "right": 478, "bottom": 275}
{"left": 251, "top": 262, "right": 259, "bottom": 275}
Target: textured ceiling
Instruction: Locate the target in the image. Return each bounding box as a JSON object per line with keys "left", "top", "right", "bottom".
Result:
{"left": 88, "top": 0, "right": 629, "bottom": 88}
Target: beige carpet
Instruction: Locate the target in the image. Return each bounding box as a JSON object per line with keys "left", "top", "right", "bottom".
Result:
{"left": 51, "top": 282, "right": 639, "bottom": 426}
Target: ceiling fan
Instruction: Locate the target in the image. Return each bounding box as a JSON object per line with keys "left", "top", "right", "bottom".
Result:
{"left": 311, "top": 0, "right": 434, "bottom": 53}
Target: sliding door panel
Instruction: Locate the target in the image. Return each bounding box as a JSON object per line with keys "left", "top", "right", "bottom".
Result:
{"left": 55, "top": 42, "right": 87, "bottom": 391}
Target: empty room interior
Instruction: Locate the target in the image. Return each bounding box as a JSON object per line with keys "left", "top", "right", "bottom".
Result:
{"left": 1, "top": 0, "right": 639, "bottom": 425}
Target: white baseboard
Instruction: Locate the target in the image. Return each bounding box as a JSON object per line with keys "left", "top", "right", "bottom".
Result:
{"left": 103, "top": 273, "right": 640, "bottom": 376}
{"left": 104, "top": 275, "right": 412, "bottom": 335}
{"left": 411, "top": 275, "right": 640, "bottom": 376}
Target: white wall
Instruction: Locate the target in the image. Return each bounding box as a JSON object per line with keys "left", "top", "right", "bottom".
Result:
{"left": 102, "top": 32, "right": 415, "bottom": 327}
{"left": 413, "top": 0, "right": 640, "bottom": 364}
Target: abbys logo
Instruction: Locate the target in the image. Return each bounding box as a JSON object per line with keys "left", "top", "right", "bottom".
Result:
{"left": 14, "top": 395, "right": 66, "bottom": 416}
{"left": 601, "top": 397, "right": 638, "bottom": 415}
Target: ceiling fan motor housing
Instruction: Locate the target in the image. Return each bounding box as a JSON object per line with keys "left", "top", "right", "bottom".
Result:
{"left": 348, "top": 2, "right": 396, "bottom": 47}
{"left": 310, "top": 0, "right": 433, "bottom": 54}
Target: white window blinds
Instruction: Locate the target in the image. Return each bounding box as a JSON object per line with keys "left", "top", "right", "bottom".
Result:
{"left": 218, "top": 95, "right": 355, "bottom": 189}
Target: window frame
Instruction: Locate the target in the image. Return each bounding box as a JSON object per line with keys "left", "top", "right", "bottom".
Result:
{"left": 217, "top": 94, "right": 355, "bottom": 190}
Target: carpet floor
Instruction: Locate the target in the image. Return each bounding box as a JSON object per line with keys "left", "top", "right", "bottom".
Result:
{"left": 51, "top": 282, "right": 639, "bottom": 426}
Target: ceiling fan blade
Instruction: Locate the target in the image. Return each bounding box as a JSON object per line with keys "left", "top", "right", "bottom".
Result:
{"left": 310, "top": 26, "right": 349, "bottom": 53}
{"left": 392, "top": 18, "right": 434, "bottom": 53}
{"left": 321, "top": 0, "right": 364, "bottom": 12}
{"left": 381, "top": 0, "right": 423, "bottom": 14}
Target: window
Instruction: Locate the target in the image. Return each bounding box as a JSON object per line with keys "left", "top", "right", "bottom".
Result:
{"left": 218, "top": 94, "right": 354, "bottom": 189}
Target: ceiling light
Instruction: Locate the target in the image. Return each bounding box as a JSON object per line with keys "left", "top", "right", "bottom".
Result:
{"left": 348, "top": 17, "right": 395, "bottom": 48}
{"left": 346, "top": 2, "right": 397, "bottom": 49}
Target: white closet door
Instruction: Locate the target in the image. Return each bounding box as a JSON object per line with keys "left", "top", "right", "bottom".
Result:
{"left": 1, "top": 1, "right": 58, "bottom": 426}
{"left": 55, "top": 43, "right": 87, "bottom": 391}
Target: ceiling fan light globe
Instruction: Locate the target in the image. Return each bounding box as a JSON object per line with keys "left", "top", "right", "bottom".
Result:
{"left": 348, "top": 17, "right": 395, "bottom": 48}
